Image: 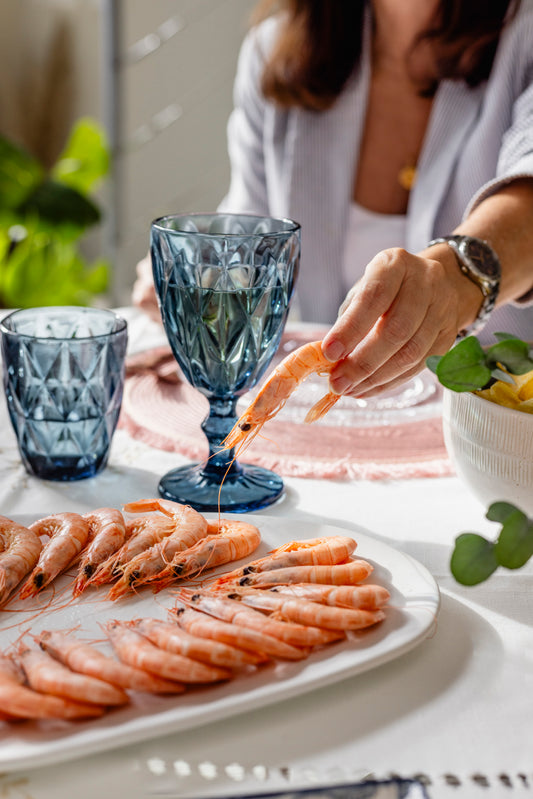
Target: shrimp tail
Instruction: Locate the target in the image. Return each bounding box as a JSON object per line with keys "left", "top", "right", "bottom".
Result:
{"left": 304, "top": 391, "right": 341, "bottom": 423}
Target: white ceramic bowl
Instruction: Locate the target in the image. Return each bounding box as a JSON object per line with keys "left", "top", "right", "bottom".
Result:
{"left": 442, "top": 388, "right": 533, "bottom": 516}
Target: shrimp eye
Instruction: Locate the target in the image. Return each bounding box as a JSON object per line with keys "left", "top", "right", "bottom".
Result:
{"left": 239, "top": 422, "right": 252, "bottom": 431}
{"left": 242, "top": 565, "right": 257, "bottom": 574}
{"left": 34, "top": 573, "right": 45, "bottom": 589}
{"left": 191, "top": 593, "right": 201, "bottom": 601}
{"left": 239, "top": 576, "right": 252, "bottom": 585}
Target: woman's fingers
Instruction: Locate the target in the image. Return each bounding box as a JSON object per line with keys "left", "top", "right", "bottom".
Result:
{"left": 323, "top": 249, "right": 461, "bottom": 395}
{"left": 323, "top": 249, "right": 408, "bottom": 362}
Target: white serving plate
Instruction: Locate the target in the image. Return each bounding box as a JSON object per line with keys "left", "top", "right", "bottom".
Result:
{"left": 0, "top": 515, "right": 440, "bottom": 773}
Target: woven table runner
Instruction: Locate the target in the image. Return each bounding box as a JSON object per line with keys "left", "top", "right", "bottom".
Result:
{"left": 119, "top": 332, "right": 453, "bottom": 481}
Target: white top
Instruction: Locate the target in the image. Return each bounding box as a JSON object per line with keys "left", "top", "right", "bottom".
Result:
{"left": 342, "top": 202, "right": 407, "bottom": 296}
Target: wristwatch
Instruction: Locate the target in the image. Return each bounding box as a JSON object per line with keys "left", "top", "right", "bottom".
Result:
{"left": 427, "top": 234, "right": 501, "bottom": 337}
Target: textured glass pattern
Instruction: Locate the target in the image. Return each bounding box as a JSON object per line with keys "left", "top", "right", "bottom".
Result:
{"left": 151, "top": 213, "right": 300, "bottom": 512}
{"left": 1, "top": 307, "right": 128, "bottom": 481}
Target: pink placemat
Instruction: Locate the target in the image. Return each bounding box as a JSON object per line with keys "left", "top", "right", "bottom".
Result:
{"left": 119, "top": 334, "right": 453, "bottom": 481}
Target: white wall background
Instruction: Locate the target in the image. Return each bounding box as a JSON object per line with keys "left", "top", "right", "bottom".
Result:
{"left": 110, "top": 0, "right": 256, "bottom": 303}
{"left": 0, "top": 0, "right": 256, "bottom": 304}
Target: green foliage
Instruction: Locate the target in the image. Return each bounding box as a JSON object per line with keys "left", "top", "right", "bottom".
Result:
{"left": 451, "top": 502, "right": 533, "bottom": 585}
{"left": 0, "top": 118, "right": 111, "bottom": 307}
{"left": 426, "top": 333, "right": 533, "bottom": 392}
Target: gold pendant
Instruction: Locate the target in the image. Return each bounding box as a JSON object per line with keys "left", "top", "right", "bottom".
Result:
{"left": 398, "top": 164, "right": 417, "bottom": 191}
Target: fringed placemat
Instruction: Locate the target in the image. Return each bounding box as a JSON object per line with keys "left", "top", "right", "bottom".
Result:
{"left": 119, "top": 332, "right": 453, "bottom": 481}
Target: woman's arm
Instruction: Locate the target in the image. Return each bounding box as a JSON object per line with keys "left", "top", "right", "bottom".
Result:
{"left": 322, "top": 178, "right": 533, "bottom": 398}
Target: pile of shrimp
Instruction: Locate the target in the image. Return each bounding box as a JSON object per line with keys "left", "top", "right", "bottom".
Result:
{"left": 0, "top": 500, "right": 262, "bottom": 606}
{"left": 0, "top": 534, "right": 389, "bottom": 723}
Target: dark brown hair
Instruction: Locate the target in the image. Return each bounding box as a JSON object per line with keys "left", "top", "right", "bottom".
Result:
{"left": 253, "top": 0, "right": 517, "bottom": 110}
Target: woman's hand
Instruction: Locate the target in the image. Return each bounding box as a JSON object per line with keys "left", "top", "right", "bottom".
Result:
{"left": 132, "top": 254, "right": 162, "bottom": 324}
{"left": 321, "top": 245, "right": 482, "bottom": 398}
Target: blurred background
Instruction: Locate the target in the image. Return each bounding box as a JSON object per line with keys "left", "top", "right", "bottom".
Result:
{"left": 0, "top": 0, "right": 255, "bottom": 308}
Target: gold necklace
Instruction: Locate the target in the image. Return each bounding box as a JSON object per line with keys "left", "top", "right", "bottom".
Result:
{"left": 398, "top": 163, "right": 417, "bottom": 191}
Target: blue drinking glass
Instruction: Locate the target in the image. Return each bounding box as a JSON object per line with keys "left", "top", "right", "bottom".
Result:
{"left": 1, "top": 306, "right": 128, "bottom": 481}
{"left": 150, "top": 212, "right": 300, "bottom": 512}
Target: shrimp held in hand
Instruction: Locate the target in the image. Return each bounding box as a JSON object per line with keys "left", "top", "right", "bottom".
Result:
{"left": 222, "top": 341, "right": 341, "bottom": 452}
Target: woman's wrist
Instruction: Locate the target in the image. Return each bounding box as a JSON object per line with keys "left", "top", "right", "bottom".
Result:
{"left": 420, "top": 241, "right": 486, "bottom": 337}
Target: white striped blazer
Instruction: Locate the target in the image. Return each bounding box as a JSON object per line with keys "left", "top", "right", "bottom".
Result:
{"left": 218, "top": 0, "right": 533, "bottom": 341}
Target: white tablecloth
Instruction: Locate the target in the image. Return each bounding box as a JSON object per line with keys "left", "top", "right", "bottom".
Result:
{"left": 0, "top": 308, "right": 531, "bottom": 799}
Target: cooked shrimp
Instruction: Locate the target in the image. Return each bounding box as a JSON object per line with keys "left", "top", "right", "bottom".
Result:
{"left": 105, "top": 620, "right": 231, "bottom": 683}
{"left": 107, "top": 500, "right": 208, "bottom": 599}
{"left": 222, "top": 341, "right": 341, "bottom": 452}
{"left": 269, "top": 583, "right": 390, "bottom": 609}
{"left": 231, "top": 590, "right": 385, "bottom": 631}
{"left": 146, "top": 519, "right": 261, "bottom": 593}
{"left": 212, "top": 535, "right": 357, "bottom": 588}
{"left": 0, "top": 653, "right": 104, "bottom": 720}
{"left": 179, "top": 589, "right": 342, "bottom": 647}
{"left": 19, "top": 512, "right": 90, "bottom": 599}
{"left": 132, "top": 617, "right": 266, "bottom": 668}
{"left": 18, "top": 646, "right": 128, "bottom": 706}
{"left": 172, "top": 603, "right": 308, "bottom": 661}
{"left": 73, "top": 508, "right": 127, "bottom": 596}
{"left": 233, "top": 559, "right": 373, "bottom": 587}
{"left": 0, "top": 516, "right": 42, "bottom": 606}
{"left": 37, "top": 629, "right": 185, "bottom": 695}
{"left": 89, "top": 513, "right": 176, "bottom": 587}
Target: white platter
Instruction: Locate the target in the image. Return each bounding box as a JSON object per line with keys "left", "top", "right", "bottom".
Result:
{"left": 0, "top": 515, "right": 440, "bottom": 773}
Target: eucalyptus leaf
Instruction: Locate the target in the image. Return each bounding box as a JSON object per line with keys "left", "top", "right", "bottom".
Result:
{"left": 494, "top": 510, "right": 533, "bottom": 569}
{"left": 433, "top": 336, "right": 492, "bottom": 391}
{"left": 486, "top": 338, "right": 533, "bottom": 375}
{"left": 486, "top": 501, "right": 522, "bottom": 524}
{"left": 450, "top": 533, "right": 499, "bottom": 585}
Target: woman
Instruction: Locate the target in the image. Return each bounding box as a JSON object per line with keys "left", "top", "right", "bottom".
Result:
{"left": 134, "top": 0, "right": 533, "bottom": 400}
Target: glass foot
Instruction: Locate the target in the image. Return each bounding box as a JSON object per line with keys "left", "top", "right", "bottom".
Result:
{"left": 158, "top": 463, "right": 284, "bottom": 513}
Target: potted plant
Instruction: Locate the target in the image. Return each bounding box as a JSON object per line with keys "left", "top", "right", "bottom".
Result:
{"left": 427, "top": 335, "right": 533, "bottom": 584}
{"left": 0, "top": 117, "right": 110, "bottom": 308}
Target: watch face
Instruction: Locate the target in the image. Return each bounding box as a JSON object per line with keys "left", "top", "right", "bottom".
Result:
{"left": 460, "top": 237, "right": 501, "bottom": 280}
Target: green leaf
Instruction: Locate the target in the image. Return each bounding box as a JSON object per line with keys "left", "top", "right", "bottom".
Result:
{"left": 18, "top": 180, "right": 100, "bottom": 229}
{"left": 433, "top": 336, "right": 492, "bottom": 391}
{"left": 450, "top": 533, "right": 499, "bottom": 585}
{"left": 486, "top": 501, "right": 521, "bottom": 524}
{"left": 0, "top": 136, "right": 44, "bottom": 209}
{"left": 52, "top": 117, "right": 110, "bottom": 194}
{"left": 494, "top": 509, "right": 533, "bottom": 569}
{"left": 426, "top": 354, "right": 442, "bottom": 373}
{"left": 486, "top": 338, "right": 533, "bottom": 375}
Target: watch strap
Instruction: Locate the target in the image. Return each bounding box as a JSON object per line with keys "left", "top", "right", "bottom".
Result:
{"left": 427, "top": 235, "right": 501, "bottom": 337}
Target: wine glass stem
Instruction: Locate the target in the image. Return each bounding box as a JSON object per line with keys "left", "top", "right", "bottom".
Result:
{"left": 201, "top": 396, "right": 242, "bottom": 478}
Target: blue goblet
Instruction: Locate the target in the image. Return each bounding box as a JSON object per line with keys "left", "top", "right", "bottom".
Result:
{"left": 150, "top": 212, "right": 300, "bottom": 513}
